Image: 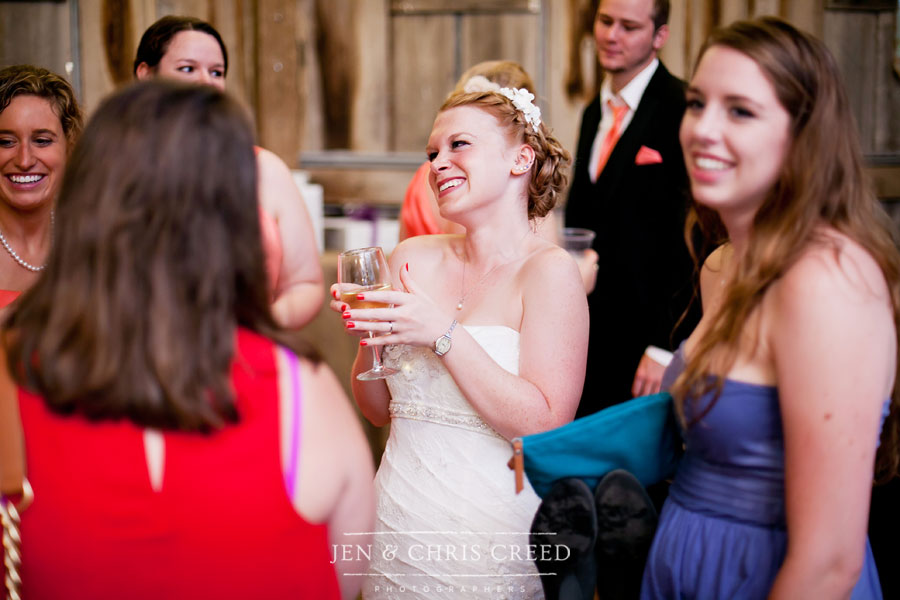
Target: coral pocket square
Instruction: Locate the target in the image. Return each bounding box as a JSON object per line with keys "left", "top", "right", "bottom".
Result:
{"left": 635, "top": 146, "right": 663, "bottom": 165}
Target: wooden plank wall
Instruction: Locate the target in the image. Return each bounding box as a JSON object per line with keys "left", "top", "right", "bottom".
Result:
{"left": 656, "top": 0, "right": 824, "bottom": 82}
{"left": 74, "top": 1, "right": 255, "bottom": 124}
{"left": 0, "top": 2, "right": 75, "bottom": 90}
{"left": 0, "top": 1, "right": 896, "bottom": 200}
{"left": 826, "top": 7, "right": 900, "bottom": 157}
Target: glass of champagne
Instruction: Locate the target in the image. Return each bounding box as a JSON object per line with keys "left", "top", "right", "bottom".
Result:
{"left": 338, "top": 246, "right": 398, "bottom": 381}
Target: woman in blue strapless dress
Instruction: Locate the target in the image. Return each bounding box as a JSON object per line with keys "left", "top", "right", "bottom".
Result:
{"left": 641, "top": 18, "right": 900, "bottom": 599}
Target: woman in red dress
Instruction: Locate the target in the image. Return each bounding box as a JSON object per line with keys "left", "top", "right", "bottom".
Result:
{"left": 1, "top": 81, "right": 374, "bottom": 600}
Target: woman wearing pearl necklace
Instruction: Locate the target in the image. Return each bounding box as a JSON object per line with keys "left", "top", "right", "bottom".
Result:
{"left": 0, "top": 65, "right": 82, "bottom": 309}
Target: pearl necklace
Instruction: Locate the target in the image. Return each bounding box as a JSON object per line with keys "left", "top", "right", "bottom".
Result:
{"left": 0, "top": 213, "right": 53, "bottom": 272}
{"left": 456, "top": 229, "right": 533, "bottom": 311}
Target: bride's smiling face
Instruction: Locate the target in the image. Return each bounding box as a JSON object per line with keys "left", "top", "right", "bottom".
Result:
{"left": 425, "top": 105, "right": 519, "bottom": 219}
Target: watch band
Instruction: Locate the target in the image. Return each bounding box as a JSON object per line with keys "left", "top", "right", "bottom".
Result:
{"left": 434, "top": 319, "right": 458, "bottom": 357}
{"left": 445, "top": 319, "right": 458, "bottom": 337}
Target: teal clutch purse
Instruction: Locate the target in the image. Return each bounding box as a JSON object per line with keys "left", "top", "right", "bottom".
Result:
{"left": 511, "top": 392, "right": 681, "bottom": 498}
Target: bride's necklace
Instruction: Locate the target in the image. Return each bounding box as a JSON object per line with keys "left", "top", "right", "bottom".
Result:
{"left": 456, "top": 229, "right": 533, "bottom": 311}
{"left": 0, "top": 212, "right": 53, "bottom": 272}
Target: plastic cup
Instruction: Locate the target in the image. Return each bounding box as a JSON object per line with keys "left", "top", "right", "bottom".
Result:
{"left": 561, "top": 227, "right": 596, "bottom": 252}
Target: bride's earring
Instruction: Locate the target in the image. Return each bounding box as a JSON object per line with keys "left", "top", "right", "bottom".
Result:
{"left": 513, "top": 147, "right": 535, "bottom": 175}
{"left": 513, "top": 159, "right": 533, "bottom": 175}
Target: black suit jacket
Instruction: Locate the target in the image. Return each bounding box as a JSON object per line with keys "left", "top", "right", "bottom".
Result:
{"left": 566, "top": 61, "right": 699, "bottom": 417}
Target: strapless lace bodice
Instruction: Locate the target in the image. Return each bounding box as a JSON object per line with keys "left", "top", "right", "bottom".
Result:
{"left": 363, "top": 326, "right": 543, "bottom": 600}
{"left": 383, "top": 325, "right": 519, "bottom": 439}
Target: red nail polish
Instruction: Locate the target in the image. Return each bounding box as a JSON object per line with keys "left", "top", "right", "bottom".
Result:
{"left": 346, "top": 322, "right": 355, "bottom": 329}
{"left": 357, "top": 294, "right": 365, "bottom": 300}
{"left": 360, "top": 339, "right": 367, "bottom": 346}
{"left": 405, "top": 262, "right": 409, "bottom": 272}
{"left": 332, "top": 289, "right": 338, "bottom": 299}
{"left": 342, "top": 312, "right": 351, "bottom": 319}
{"left": 341, "top": 304, "right": 348, "bottom": 312}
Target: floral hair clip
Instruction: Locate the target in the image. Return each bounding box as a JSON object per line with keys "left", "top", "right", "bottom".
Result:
{"left": 460, "top": 76, "right": 542, "bottom": 130}
{"left": 498, "top": 87, "right": 542, "bottom": 129}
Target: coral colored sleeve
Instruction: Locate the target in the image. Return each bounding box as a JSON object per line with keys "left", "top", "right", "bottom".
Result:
{"left": 400, "top": 162, "right": 444, "bottom": 238}
{"left": 0, "top": 290, "right": 20, "bottom": 309}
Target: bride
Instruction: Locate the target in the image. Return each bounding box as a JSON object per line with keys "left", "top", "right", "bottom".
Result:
{"left": 332, "top": 82, "right": 588, "bottom": 599}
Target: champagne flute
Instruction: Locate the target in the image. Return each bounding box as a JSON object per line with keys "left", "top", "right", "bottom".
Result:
{"left": 338, "top": 246, "right": 398, "bottom": 381}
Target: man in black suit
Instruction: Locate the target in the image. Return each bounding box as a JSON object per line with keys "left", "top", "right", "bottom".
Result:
{"left": 566, "top": 0, "right": 698, "bottom": 417}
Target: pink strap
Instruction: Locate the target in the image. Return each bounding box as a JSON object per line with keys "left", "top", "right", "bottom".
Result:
{"left": 283, "top": 348, "right": 302, "bottom": 500}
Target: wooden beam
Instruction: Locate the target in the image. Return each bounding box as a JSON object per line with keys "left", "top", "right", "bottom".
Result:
{"left": 255, "top": 0, "right": 300, "bottom": 165}
{"left": 391, "top": 0, "right": 539, "bottom": 14}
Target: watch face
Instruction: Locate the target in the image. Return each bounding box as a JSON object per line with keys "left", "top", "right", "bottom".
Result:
{"left": 435, "top": 335, "right": 451, "bottom": 355}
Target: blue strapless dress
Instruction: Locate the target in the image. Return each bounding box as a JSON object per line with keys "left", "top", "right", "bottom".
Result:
{"left": 641, "top": 345, "right": 884, "bottom": 599}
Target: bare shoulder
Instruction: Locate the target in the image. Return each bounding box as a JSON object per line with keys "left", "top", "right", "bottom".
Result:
{"left": 701, "top": 244, "right": 728, "bottom": 279}
{"left": 524, "top": 240, "right": 579, "bottom": 274}
{"left": 283, "top": 351, "right": 373, "bottom": 525}
{"left": 699, "top": 244, "right": 729, "bottom": 288}
{"left": 295, "top": 356, "right": 369, "bottom": 460}
{"left": 295, "top": 356, "right": 353, "bottom": 420}
{"left": 255, "top": 146, "right": 292, "bottom": 177}
{"left": 699, "top": 244, "right": 730, "bottom": 311}
{"left": 774, "top": 229, "right": 890, "bottom": 309}
{"left": 390, "top": 234, "right": 461, "bottom": 268}
{"left": 520, "top": 240, "right": 583, "bottom": 292}
{"left": 765, "top": 229, "right": 896, "bottom": 416}
{"left": 255, "top": 147, "right": 301, "bottom": 215}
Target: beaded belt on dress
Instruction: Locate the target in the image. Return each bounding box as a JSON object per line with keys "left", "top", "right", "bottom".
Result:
{"left": 389, "top": 400, "right": 504, "bottom": 439}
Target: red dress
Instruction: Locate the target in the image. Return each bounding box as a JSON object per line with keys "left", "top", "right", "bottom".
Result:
{"left": 17, "top": 328, "right": 339, "bottom": 599}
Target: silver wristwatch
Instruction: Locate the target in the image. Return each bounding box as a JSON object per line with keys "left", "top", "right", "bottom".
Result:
{"left": 434, "top": 319, "right": 458, "bottom": 357}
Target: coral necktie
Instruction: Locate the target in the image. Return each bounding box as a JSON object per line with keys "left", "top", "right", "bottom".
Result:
{"left": 594, "top": 100, "right": 628, "bottom": 180}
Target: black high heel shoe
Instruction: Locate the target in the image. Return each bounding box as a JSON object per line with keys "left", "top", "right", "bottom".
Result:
{"left": 593, "top": 469, "right": 659, "bottom": 600}
{"left": 530, "top": 477, "right": 598, "bottom": 600}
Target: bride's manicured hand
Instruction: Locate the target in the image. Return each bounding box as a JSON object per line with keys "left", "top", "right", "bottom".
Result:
{"left": 330, "top": 283, "right": 368, "bottom": 338}
{"left": 342, "top": 265, "right": 453, "bottom": 348}
{"left": 329, "top": 284, "right": 345, "bottom": 313}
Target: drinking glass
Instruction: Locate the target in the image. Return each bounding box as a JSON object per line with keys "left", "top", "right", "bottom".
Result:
{"left": 338, "top": 246, "right": 398, "bottom": 381}
{"left": 561, "top": 227, "right": 596, "bottom": 254}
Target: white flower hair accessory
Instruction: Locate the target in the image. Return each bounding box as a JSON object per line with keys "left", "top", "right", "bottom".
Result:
{"left": 498, "top": 87, "right": 542, "bottom": 129}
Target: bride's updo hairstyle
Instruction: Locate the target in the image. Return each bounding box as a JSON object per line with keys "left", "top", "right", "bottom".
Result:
{"left": 439, "top": 90, "right": 571, "bottom": 220}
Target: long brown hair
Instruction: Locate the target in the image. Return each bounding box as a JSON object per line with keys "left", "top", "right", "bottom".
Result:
{"left": 3, "top": 80, "right": 311, "bottom": 432}
{"left": 673, "top": 17, "right": 900, "bottom": 481}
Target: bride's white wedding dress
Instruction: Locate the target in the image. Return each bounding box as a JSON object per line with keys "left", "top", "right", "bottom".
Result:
{"left": 362, "top": 326, "right": 544, "bottom": 600}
